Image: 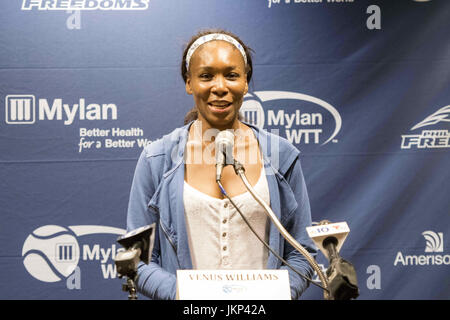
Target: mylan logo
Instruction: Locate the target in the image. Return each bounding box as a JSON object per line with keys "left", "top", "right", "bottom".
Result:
{"left": 5, "top": 95, "right": 35, "bottom": 124}
{"left": 4, "top": 94, "right": 118, "bottom": 125}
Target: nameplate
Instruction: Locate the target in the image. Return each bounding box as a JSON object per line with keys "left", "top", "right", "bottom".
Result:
{"left": 176, "top": 269, "right": 291, "bottom": 300}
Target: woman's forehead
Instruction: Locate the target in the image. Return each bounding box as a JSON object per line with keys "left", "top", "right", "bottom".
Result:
{"left": 190, "top": 40, "right": 245, "bottom": 68}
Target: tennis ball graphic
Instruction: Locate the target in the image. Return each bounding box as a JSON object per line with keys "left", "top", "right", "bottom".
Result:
{"left": 22, "top": 225, "right": 80, "bottom": 282}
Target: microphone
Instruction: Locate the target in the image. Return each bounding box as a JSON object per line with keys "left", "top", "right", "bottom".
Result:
{"left": 114, "top": 223, "right": 156, "bottom": 300}
{"left": 215, "top": 130, "right": 234, "bottom": 182}
{"left": 115, "top": 224, "right": 156, "bottom": 278}
{"left": 306, "top": 221, "right": 359, "bottom": 300}
{"left": 306, "top": 220, "right": 350, "bottom": 259}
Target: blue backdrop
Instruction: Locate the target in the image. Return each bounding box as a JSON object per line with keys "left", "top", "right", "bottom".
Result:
{"left": 1, "top": 0, "right": 449, "bottom": 300}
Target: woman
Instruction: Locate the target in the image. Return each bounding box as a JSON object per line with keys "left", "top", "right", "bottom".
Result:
{"left": 126, "top": 29, "right": 317, "bottom": 300}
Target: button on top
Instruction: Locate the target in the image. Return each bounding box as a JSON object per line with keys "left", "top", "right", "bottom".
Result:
{"left": 224, "top": 203, "right": 228, "bottom": 208}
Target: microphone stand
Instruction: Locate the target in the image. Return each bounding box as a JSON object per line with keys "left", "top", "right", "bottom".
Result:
{"left": 115, "top": 242, "right": 142, "bottom": 300}
{"left": 227, "top": 160, "right": 331, "bottom": 300}
{"left": 120, "top": 272, "right": 138, "bottom": 300}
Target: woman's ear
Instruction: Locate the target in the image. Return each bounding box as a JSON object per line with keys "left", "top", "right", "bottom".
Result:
{"left": 185, "top": 77, "right": 193, "bottom": 95}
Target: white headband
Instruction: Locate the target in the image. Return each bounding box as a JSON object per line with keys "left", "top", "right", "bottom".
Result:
{"left": 185, "top": 33, "right": 248, "bottom": 70}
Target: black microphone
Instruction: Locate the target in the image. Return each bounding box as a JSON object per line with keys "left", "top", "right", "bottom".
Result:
{"left": 215, "top": 130, "right": 234, "bottom": 182}
{"left": 307, "top": 221, "right": 359, "bottom": 300}
{"left": 325, "top": 243, "right": 359, "bottom": 300}
{"left": 114, "top": 224, "right": 156, "bottom": 300}
{"left": 115, "top": 224, "right": 156, "bottom": 278}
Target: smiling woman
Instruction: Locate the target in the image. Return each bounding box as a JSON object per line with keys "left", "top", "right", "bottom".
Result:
{"left": 182, "top": 30, "right": 253, "bottom": 126}
{"left": 185, "top": 39, "right": 248, "bottom": 130}
{"left": 125, "top": 29, "right": 317, "bottom": 300}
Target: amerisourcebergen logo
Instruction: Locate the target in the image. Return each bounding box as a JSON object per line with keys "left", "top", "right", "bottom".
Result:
{"left": 401, "top": 105, "right": 450, "bottom": 149}
{"left": 22, "top": 225, "right": 125, "bottom": 284}
{"left": 394, "top": 231, "right": 449, "bottom": 266}
{"left": 21, "top": 0, "right": 150, "bottom": 10}
{"left": 5, "top": 94, "right": 117, "bottom": 125}
{"left": 240, "top": 91, "right": 342, "bottom": 146}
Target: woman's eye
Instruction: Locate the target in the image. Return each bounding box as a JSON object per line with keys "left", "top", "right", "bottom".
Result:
{"left": 227, "top": 73, "right": 239, "bottom": 79}
{"left": 199, "top": 73, "right": 213, "bottom": 80}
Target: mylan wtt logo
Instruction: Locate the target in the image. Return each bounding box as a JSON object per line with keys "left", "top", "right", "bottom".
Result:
{"left": 22, "top": 224, "right": 126, "bottom": 285}
{"left": 240, "top": 91, "right": 342, "bottom": 146}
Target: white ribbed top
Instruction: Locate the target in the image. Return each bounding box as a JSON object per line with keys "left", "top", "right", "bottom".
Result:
{"left": 183, "top": 166, "right": 270, "bottom": 270}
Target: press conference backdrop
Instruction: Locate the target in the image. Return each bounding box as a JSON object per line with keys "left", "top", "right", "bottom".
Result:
{"left": 0, "top": 0, "right": 449, "bottom": 300}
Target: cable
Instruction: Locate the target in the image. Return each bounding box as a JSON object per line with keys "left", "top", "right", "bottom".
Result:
{"left": 231, "top": 161, "right": 330, "bottom": 299}
{"left": 217, "top": 180, "right": 330, "bottom": 293}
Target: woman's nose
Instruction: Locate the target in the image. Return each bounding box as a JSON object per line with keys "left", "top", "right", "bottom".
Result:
{"left": 211, "top": 76, "right": 228, "bottom": 96}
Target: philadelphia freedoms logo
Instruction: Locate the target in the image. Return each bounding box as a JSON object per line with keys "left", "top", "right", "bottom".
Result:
{"left": 21, "top": 0, "right": 150, "bottom": 10}
{"left": 22, "top": 225, "right": 125, "bottom": 284}
{"left": 240, "top": 91, "right": 342, "bottom": 146}
{"left": 401, "top": 105, "right": 450, "bottom": 149}
{"left": 20, "top": 0, "right": 151, "bottom": 30}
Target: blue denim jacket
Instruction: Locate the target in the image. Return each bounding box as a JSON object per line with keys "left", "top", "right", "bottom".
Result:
{"left": 126, "top": 122, "right": 317, "bottom": 300}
